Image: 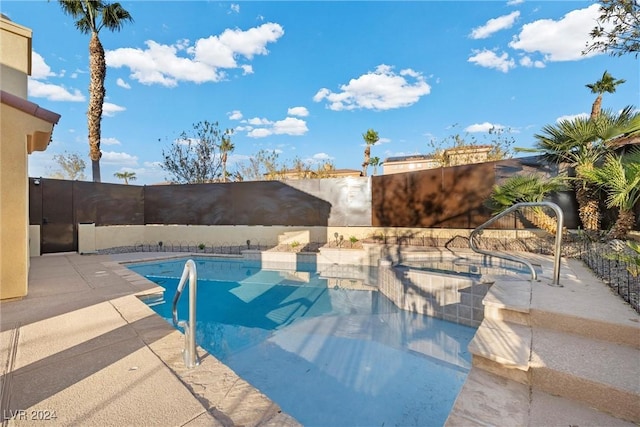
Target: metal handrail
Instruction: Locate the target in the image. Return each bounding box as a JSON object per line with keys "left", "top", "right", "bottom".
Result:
{"left": 172, "top": 259, "right": 200, "bottom": 368}
{"left": 469, "top": 201, "right": 563, "bottom": 286}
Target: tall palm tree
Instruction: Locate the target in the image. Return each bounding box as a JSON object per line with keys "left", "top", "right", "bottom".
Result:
{"left": 59, "top": 0, "right": 133, "bottom": 183}
{"left": 369, "top": 156, "right": 381, "bottom": 175}
{"left": 362, "top": 129, "right": 379, "bottom": 177}
{"left": 534, "top": 106, "right": 639, "bottom": 231}
{"left": 585, "top": 70, "right": 626, "bottom": 120}
{"left": 486, "top": 174, "right": 567, "bottom": 235}
{"left": 113, "top": 170, "right": 136, "bottom": 185}
{"left": 219, "top": 133, "right": 234, "bottom": 182}
{"left": 581, "top": 147, "right": 640, "bottom": 239}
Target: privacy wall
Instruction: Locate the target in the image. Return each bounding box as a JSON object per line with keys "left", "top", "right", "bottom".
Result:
{"left": 29, "top": 156, "right": 586, "bottom": 254}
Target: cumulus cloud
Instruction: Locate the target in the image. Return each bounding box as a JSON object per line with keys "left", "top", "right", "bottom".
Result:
{"left": 241, "top": 114, "right": 309, "bottom": 138}
{"left": 247, "top": 128, "right": 273, "bottom": 138}
{"left": 27, "top": 52, "right": 87, "bottom": 102}
{"left": 101, "top": 151, "right": 138, "bottom": 167}
{"left": 101, "top": 137, "right": 122, "bottom": 146}
{"left": 28, "top": 79, "right": 85, "bottom": 102}
{"left": 313, "top": 64, "right": 431, "bottom": 111}
{"left": 312, "top": 152, "right": 333, "bottom": 161}
{"left": 509, "top": 4, "right": 601, "bottom": 61}
{"left": 519, "top": 56, "right": 546, "bottom": 68}
{"left": 102, "top": 102, "right": 126, "bottom": 117}
{"left": 287, "top": 106, "right": 309, "bottom": 117}
{"left": 116, "top": 78, "right": 131, "bottom": 89}
{"left": 31, "top": 52, "right": 56, "bottom": 79}
{"left": 273, "top": 117, "right": 308, "bottom": 135}
{"left": 247, "top": 117, "right": 272, "bottom": 125}
{"left": 465, "top": 122, "right": 505, "bottom": 132}
{"left": 470, "top": 11, "right": 520, "bottom": 39}
{"left": 468, "top": 49, "right": 516, "bottom": 73}
{"left": 106, "top": 23, "right": 284, "bottom": 87}
{"left": 228, "top": 110, "right": 243, "bottom": 120}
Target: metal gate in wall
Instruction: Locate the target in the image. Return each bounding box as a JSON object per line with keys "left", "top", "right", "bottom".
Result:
{"left": 29, "top": 178, "right": 77, "bottom": 254}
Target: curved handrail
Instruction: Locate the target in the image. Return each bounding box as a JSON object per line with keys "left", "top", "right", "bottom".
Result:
{"left": 470, "top": 201, "right": 563, "bottom": 286}
{"left": 172, "top": 259, "right": 200, "bottom": 368}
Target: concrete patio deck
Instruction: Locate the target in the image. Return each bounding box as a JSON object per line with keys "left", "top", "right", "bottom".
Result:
{"left": 1, "top": 252, "right": 298, "bottom": 426}
{"left": 1, "top": 251, "right": 638, "bottom": 426}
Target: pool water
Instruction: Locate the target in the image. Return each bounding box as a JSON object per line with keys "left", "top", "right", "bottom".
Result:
{"left": 130, "top": 257, "right": 477, "bottom": 427}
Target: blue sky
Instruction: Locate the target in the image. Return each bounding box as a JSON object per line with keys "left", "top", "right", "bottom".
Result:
{"left": 3, "top": 1, "right": 638, "bottom": 185}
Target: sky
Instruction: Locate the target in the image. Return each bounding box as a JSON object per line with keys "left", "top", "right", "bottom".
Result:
{"left": 2, "top": 0, "right": 638, "bottom": 185}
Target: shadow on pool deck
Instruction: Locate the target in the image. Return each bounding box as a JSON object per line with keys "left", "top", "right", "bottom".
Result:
{"left": 1, "top": 251, "right": 638, "bottom": 426}
{"left": 0, "top": 252, "right": 298, "bottom": 427}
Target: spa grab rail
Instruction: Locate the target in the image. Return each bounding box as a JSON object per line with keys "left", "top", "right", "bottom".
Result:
{"left": 172, "top": 259, "right": 200, "bottom": 368}
{"left": 469, "top": 201, "right": 563, "bottom": 287}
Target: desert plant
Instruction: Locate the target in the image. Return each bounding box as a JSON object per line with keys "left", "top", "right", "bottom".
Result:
{"left": 349, "top": 236, "right": 358, "bottom": 248}
{"left": 580, "top": 147, "right": 640, "bottom": 239}
{"left": 486, "top": 174, "right": 567, "bottom": 235}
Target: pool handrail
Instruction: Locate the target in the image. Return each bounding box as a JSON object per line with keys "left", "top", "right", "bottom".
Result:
{"left": 172, "top": 259, "right": 200, "bottom": 368}
{"left": 469, "top": 201, "right": 563, "bottom": 287}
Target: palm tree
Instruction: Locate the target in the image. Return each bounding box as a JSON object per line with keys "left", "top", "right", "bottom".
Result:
{"left": 486, "top": 174, "right": 567, "bottom": 235}
{"left": 113, "top": 170, "right": 136, "bottom": 185}
{"left": 369, "top": 156, "right": 381, "bottom": 175}
{"left": 362, "top": 129, "right": 379, "bottom": 177}
{"left": 219, "top": 133, "right": 234, "bottom": 182}
{"left": 581, "top": 148, "right": 640, "bottom": 239}
{"left": 59, "top": 1, "right": 133, "bottom": 183}
{"left": 534, "top": 106, "right": 639, "bottom": 231}
{"left": 585, "top": 71, "right": 626, "bottom": 120}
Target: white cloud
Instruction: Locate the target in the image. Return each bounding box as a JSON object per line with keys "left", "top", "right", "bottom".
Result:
{"left": 28, "top": 79, "right": 85, "bottom": 102}
{"left": 247, "top": 128, "right": 273, "bottom": 138}
{"left": 470, "top": 11, "right": 520, "bottom": 39}
{"left": 106, "top": 23, "right": 283, "bottom": 87}
{"left": 519, "top": 56, "right": 546, "bottom": 68}
{"left": 468, "top": 49, "right": 515, "bottom": 73}
{"left": 465, "top": 122, "right": 504, "bottom": 132}
{"left": 102, "top": 102, "right": 126, "bottom": 117}
{"left": 509, "top": 4, "right": 602, "bottom": 61}
{"left": 273, "top": 117, "right": 308, "bottom": 135}
{"left": 507, "top": 0, "right": 524, "bottom": 5}
{"left": 228, "top": 110, "right": 243, "bottom": 120}
{"left": 31, "top": 52, "right": 56, "bottom": 79}
{"left": 247, "top": 117, "right": 272, "bottom": 125}
{"left": 313, "top": 64, "right": 430, "bottom": 111}
{"left": 312, "top": 152, "right": 333, "bottom": 161}
{"left": 101, "top": 137, "right": 122, "bottom": 146}
{"left": 230, "top": 4, "right": 240, "bottom": 13}
{"left": 287, "top": 106, "right": 309, "bottom": 117}
{"left": 101, "top": 151, "right": 138, "bottom": 167}
{"left": 556, "top": 113, "right": 589, "bottom": 122}
{"left": 116, "top": 78, "right": 131, "bottom": 89}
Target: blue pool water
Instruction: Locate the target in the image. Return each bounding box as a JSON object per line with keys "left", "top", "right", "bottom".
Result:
{"left": 129, "top": 257, "right": 477, "bottom": 427}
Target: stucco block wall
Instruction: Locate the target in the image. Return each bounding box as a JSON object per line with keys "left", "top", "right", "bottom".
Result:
{"left": 1, "top": 106, "right": 29, "bottom": 298}
{"left": 1, "top": 104, "right": 57, "bottom": 299}
{"left": 0, "top": 17, "right": 31, "bottom": 97}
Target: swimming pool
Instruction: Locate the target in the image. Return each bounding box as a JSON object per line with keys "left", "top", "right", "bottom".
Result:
{"left": 129, "top": 257, "right": 477, "bottom": 426}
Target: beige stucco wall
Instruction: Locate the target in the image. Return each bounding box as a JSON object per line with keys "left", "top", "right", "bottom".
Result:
{"left": 0, "top": 17, "right": 58, "bottom": 300}
{"left": 89, "top": 225, "right": 537, "bottom": 251}
{"left": 0, "top": 104, "right": 56, "bottom": 299}
{"left": 0, "top": 17, "right": 31, "bottom": 97}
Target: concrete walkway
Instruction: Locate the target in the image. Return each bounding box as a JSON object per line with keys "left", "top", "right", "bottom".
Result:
{"left": 1, "top": 253, "right": 298, "bottom": 426}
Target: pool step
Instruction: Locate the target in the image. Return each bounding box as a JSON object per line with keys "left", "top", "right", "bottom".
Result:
{"left": 466, "top": 278, "right": 640, "bottom": 423}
